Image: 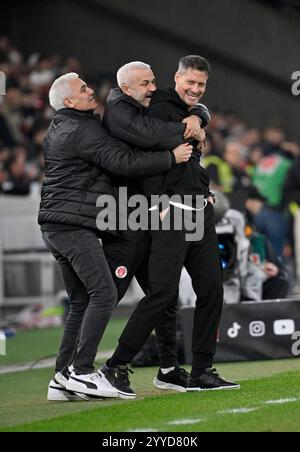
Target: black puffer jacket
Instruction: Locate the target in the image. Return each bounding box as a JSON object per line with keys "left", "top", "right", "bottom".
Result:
{"left": 38, "top": 108, "right": 174, "bottom": 235}
{"left": 142, "top": 88, "right": 210, "bottom": 199}
{"left": 103, "top": 88, "right": 186, "bottom": 150}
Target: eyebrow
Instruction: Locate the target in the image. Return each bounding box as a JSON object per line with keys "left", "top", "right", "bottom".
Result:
{"left": 80, "top": 83, "right": 87, "bottom": 91}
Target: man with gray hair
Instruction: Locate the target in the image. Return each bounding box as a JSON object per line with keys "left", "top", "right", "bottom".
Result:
{"left": 101, "top": 60, "right": 211, "bottom": 396}
{"left": 38, "top": 72, "right": 192, "bottom": 400}
{"left": 103, "top": 56, "right": 240, "bottom": 397}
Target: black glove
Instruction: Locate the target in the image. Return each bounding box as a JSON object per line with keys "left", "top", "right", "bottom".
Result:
{"left": 190, "top": 103, "right": 211, "bottom": 128}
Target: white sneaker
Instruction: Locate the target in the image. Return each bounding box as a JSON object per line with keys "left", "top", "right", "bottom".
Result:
{"left": 66, "top": 371, "right": 119, "bottom": 398}
{"left": 54, "top": 371, "right": 69, "bottom": 388}
{"left": 47, "top": 379, "right": 85, "bottom": 402}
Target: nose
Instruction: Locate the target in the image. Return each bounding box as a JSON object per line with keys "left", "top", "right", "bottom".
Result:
{"left": 191, "top": 86, "right": 201, "bottom": 95}
{"left": 149, "top": 82, "right": 156, "bottom": 92}
{"left": 88, "top": 87, "right": 94, "bottom": 95}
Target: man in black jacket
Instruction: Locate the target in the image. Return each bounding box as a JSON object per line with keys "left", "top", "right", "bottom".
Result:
{"left": 103, "top": 56, "right": 239, "bottom": 396}
{"left": 39, "top": 72, "right": 192, "bottom": 400}
{"left": 102, "top": 61, "right": 209, "bottom": 393}
{"left": 102, "top": 61, "right": 200, "bottom": 303}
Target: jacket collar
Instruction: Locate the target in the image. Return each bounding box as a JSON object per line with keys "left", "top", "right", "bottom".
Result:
{"left": 106, "top": 88, "right": 144, "bottom": 110}
{"left": 151, "top": 88, "right": 188, "bottom": 111}
{"left": 56, "top": 108, "right": 96, "bottom": 119}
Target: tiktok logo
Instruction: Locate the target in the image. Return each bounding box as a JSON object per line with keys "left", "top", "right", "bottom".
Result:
{"left": 227, "top": 322, "right": 242, "bottom": 339}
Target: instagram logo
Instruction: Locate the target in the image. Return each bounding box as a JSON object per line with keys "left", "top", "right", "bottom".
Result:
{"left": 249, "top": 321, "right": 266, "bottom": 338}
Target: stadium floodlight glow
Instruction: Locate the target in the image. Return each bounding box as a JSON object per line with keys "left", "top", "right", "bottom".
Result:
{"left": 291, "top": 71, "right": 300, "bottom": 96}
{"left": 0, "top": 71, "right": 6, "bottom": 96}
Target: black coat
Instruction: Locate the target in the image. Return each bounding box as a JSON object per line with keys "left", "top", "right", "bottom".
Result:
{"left": 103, "top": 88, "right": 186, "bottom": 150}
{"left": 38, "top": 108, "right": 174, "bottom": 235}
{"left": 142, "top": 88, "right": 210, "bottom": 199}
{"left": 103, "top": 88, "right": 188, "bottom": 195}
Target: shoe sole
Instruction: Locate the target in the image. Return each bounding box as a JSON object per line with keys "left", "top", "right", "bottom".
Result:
{"left": 66, "top": 380, "right": 119, "bottom": 398}
{"left": 47, "top": 388, "right": 84, "bottom": 402}
{"left": 153, "top": 378, "right": 187, "bottom": 393}
{"left": 187, "top": 385, "right": 241, "bottom": 392}
{"left": 75, "top": 393, "right": 105, "bottom": 401}
{"left": 117, "top": 391, "right": 136, "bottom": 400}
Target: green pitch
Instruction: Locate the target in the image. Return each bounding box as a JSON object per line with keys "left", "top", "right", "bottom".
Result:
{"left": 1, "top": 361, "right": 300, "bottom": 432}
{"left": 1, "top": 320, "right": 300, "bottom": 432}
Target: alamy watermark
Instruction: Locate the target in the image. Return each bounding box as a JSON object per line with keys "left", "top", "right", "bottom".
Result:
{"left": 0, "top": 71, "right": 6, "bottom": 96}
{"left": 291, "top": 71, "right": 300, "bottom": 96}
{"left": 96, "top": 188, "right": 206, "bottom": 242}
{"left": 291, "top": 331, "right": 300, "bottom": 357}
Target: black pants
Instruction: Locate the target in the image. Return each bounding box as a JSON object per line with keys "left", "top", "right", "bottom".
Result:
{"left": 111, "top": 203, "right": 224, "bottom": 371}
{"left": 42, "top": 229, "right": 118, "bottom": 375}
{"left": 103, "top": 230, "right": 179, "bottom": 368}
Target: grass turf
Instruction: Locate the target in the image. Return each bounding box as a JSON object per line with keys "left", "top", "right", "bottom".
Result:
{"left": 1, "top": 360, "right": 300, "bottom": 432}
{"left": 0, "top": 318, "right": 126, "bottom": 366}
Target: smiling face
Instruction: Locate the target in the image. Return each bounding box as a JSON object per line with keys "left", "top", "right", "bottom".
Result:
{"left": 121, "top": 68, "right": 156, "bottom": 107}
{"left": 64, "top": 78, "right": 98, "bottom": 111}
{"left": 175, "top": 68, "right": 208, "bottom": 107}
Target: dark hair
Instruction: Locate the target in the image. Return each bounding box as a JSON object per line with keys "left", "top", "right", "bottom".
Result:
{"left": 178, "top": 55, "right": 211, "bottom": 76}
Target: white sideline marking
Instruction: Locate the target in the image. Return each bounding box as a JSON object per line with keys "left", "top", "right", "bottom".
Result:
{"left": 218, "top": 408, "right": 258, "bottom": 415}
{"left": 131, "top": 397, "right": 300, "bottom": 431}
{"left": 264, "top": 398, "right": 298, "bottom": 405}
{"left": 0, "top": 350, "right": 113, "bottom": 375}
{"left": 168, "top": 418, "right": 205, "bottom": 426}
{"left": 128, "top": 429, "right": 158, "bottom": 432}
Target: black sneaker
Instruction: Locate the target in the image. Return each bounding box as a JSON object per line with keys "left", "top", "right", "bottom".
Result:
{"left": 187, "top": 368, "right": 240, "bottom": 392}
{"left": 100, "top": 364, "right": 136, "bottom": 399}
{"left": 154, "top": 367, "right": 189, "bottom": 393}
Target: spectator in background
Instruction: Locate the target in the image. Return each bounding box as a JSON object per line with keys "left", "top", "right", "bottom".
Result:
{"left": 283, "top": 155, "right": 300, "bottom": 263}
{"left": 0, "top": 148, "right": 30, "bottom": 195}
{"left": 252, "top": 151, "right": 292, "bottom": 258}
{"left": 0, "top": 81, "right": 26, "bottom": 146}
{"left": 202, "top": 139, "right": 254, "bottom": 212}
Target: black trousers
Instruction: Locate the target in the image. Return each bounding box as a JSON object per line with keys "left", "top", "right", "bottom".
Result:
{"left": 103, "top": 230, "right": 179, "bottom": 368}
{"left": 42, "top": 229, "right": 118, "bottom": 375}
{"left": 111, "top": 203, "right": 224, "bottom": 371}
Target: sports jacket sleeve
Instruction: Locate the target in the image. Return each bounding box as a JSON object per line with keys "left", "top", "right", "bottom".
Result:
{"left": 76, "top": 118, "right": 174, "bottom": 178}
{"left": 104, "top": 100, "right": 186, "bottom": 150}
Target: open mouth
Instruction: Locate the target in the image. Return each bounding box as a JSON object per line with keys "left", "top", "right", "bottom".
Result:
{"left": 186, "top": 92, "right": 200, "bottom": 100}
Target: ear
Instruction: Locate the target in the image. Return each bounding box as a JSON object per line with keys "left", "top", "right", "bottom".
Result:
{"left": 63, "top": 97, "right": 74, "bottom": 109}
{"left": 121, "top": 84, "right": 131, "bottom": 96}
{"left": 174, "top": 71, "right": 180, "bottom": 84}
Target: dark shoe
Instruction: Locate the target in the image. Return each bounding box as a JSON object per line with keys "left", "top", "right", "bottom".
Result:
{"left": 187, "top": 368, "right": 240, "bottom": 392}
{"left": 154, "top": 367, "right": 189, "bottom": 393}
{"left": 100, "top": 364, "right": 136, "bottom": 399}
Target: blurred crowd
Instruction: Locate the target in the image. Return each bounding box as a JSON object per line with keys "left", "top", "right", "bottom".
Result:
{"left": 0, "top": 36, "right": 113, "bottom": 197}
{"left": 1, "top": 36, "right": 300, "bottom": 271}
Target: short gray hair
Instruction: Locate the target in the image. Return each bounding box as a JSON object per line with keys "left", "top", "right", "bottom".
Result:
{"left": 49, "top": 72, "right": 79, "bottom": 111}
{"left": 117, "top": 61, "right": 151, "bottom": 88}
